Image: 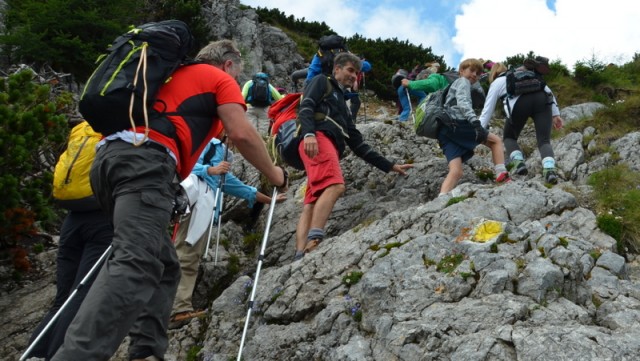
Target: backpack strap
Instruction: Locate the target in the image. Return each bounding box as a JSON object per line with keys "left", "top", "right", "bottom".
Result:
{"left": 202, "top": 142, "right": 217, "bottom": 165}
{"left": 313, "top": 77, "right": 334, "bottom": 121}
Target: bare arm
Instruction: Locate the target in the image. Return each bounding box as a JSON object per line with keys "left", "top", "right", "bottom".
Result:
{"left": 217, "top": 103, "right": 285, "bottom": 188}
{"left": 255, "top": 192, "right": 287, "bottom": 204}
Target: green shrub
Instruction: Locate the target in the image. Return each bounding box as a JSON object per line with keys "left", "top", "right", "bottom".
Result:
{"left": 0, "top": 70, "right": 69, "bottom": 250}
{"left": 588, "top": 164, "right": 640, "bottom": 252}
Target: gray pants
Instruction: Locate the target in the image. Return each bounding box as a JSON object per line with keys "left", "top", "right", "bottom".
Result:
{"left": 52, "top": 140, "right": 181, "bottom": 361}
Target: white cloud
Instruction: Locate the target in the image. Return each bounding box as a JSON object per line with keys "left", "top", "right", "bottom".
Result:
{"left": 240, "top": 0, "right": 359, "bottom": 36}
{"left": 240, "top": 0, "right": 640, "bottom": 69}
{"left": 454, "top": 0, "right": 640, "bottom": 68}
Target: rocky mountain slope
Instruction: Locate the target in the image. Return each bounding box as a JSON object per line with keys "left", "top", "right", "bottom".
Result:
{"left": 1, "top": 0, "right": 640, "bottom": 360}
{"left": 4, "top": 101, "right": 640, "bottom": 360}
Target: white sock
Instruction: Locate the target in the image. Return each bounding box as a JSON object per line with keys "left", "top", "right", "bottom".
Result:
{"left": 542, "top": 157, "right": 555, "bottom": 169}
{"left": 510, "top": 150, "right": 524, "bottom": 162}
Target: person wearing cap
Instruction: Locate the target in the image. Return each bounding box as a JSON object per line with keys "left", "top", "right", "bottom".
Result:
{"left": 478, "top": 56, "right": 564, "bottom": 184}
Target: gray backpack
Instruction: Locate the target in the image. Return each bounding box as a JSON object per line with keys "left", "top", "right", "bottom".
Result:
{"left": 414, "top": 84, "right": 452, "bottom": 139}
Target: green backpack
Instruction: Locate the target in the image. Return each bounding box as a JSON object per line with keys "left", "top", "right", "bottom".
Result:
{"left": 414, "top": 84, "right": 452, "bottom": 139}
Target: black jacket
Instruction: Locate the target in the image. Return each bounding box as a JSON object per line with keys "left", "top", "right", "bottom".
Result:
{"left": 299, "top": 74, "right": 393, "bottom": 173}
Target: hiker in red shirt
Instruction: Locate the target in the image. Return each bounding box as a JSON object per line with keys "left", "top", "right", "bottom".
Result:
{"left": 52, "top": 40, "right": 287, "bottom": 361}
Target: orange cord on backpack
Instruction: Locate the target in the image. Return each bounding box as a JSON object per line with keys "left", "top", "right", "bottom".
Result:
{"left": 130, "top": 42, "right": 150, "bottom": 146}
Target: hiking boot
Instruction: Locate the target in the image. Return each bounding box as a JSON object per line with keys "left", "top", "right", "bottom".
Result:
{"left": 509, "top": 159, "right": 528, "bottom": 176}
{"left": 544, "top": 168, "right": 559, "bottom": 184}
{"left": 293, "top": 251, "right": 305, "bottom": 262}
{"left": 495, "top": 171, "right": 511, "bottom": 184}
{"left": 169, "top": 310, "right": 206, "bottom": 329}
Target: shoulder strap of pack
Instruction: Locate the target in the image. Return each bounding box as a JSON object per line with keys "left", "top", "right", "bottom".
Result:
{"left": 202, "top": 142, "right": 217, "bottom": 165}
{"left": 312, "top": 77, "right": 334, "bottom": 121}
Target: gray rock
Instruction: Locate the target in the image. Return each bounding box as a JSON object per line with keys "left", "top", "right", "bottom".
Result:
{"left": 597, "top": 251, "right": 628, "bottom": 278}
{"left": 517, "top": 258, "right": 564, "bottom": 303}
{"left": 560, "top": 102, "right": 606, "bottom": 123}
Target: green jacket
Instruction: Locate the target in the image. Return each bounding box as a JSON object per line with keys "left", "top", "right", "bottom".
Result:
{"left": 406, "top": 73, "right": 449, "bottom": 93}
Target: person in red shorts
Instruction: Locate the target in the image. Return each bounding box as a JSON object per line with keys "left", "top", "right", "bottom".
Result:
{"left": 294, "top": 52, "right": 413, "bottom": 261}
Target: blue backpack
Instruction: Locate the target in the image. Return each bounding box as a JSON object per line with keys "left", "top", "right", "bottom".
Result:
{"left": 248, "top": 72, "right": 271, "bottom": 106}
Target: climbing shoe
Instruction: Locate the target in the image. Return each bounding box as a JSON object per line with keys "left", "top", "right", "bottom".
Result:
{"left": 509, "top": 159, "right": 528, "bottom": 176}
{"left": 543, "top": 168, "right": 559, "bottom": 185}
{"left": 495, "top": 171, "right": 511, "bottom": 184}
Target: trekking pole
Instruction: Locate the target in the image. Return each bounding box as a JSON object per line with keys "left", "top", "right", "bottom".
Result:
{"left": 203, "top": 187, "right": 221, "bottom": 259}
{"left": 212, "top": 144, "right": 230, "bottom": 265}
{"left": 204, "top": 139, "right": 229, "bottom": 260}
{"left": 405, "top": 88, "right": 416, "bottom": 124}
{"left": 237, "top": 187, "right": 278, "bottom": 361}
{"left": 20, "top": 245, "right": 113, "bottom": 361}
{"left": 362, "top": 73, "right": 367, "bottom": 122}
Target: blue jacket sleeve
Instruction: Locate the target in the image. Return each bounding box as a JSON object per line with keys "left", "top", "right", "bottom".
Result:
{"left": 220, "top": 174, "right": 257, "bottom": 209}
{"left": 306, "top": 54, "right": 322, "bottom": 82}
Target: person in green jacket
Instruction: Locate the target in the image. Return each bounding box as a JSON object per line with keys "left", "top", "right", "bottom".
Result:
{"left": 400, "top": 67, "right": 449, "bottom": 94}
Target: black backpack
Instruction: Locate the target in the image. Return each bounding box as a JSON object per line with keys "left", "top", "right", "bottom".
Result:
{"left": 249, "top": 73, "right": 271, "bottom": 106}
{"left": 317, "top": 35, "right": 347, "bottom": 76}
{"left": 318, "top": 34, "right": 346, "bottom": 51}
{"left": 503, "top": 67, "right": 546, "bottom": 98}
{"left": 79, "top": 20, "right": 194, "bottom": 137}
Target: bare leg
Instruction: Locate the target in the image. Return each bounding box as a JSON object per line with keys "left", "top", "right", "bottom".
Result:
{"left": 309, "top": 183, "right": 345, "bottom": 230}
{"left": 295, "top": 203, "right": 314, "bottom": 252}
{"left": 440, "top": 158, "right": 463, "bottom": 194}
{"left": 485, "top": 133, "right": 505, "bottom": 165}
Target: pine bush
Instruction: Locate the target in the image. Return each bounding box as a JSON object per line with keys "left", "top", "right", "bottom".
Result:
{"left": 0, "top": 69, "right": 69, "bottom": 249}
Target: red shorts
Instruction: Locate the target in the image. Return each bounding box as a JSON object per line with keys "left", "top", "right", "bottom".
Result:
{"left": 298, "top": 132, "right": 344, "bottom": 204}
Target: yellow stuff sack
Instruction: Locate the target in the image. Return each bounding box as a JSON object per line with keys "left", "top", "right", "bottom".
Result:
{"left": 53, "top": 121, "right": 102, "bottom": 211}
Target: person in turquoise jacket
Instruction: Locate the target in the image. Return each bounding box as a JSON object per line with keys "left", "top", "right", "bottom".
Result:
{"left": 170, "top": 137, "right": 286, "bottom": 328}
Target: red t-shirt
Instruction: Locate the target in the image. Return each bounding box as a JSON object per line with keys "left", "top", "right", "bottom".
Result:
{"left": 136, "top": 64, "right": 245, "bottom": 179}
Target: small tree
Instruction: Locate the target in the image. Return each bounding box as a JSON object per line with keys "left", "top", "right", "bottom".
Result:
{"left": 0, "top": 69, "right": 70, "bottom": 250}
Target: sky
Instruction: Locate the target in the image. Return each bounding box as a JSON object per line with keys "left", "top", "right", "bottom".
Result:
{"left": 240, "top": 0, "right": 640, "bottom": 70}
